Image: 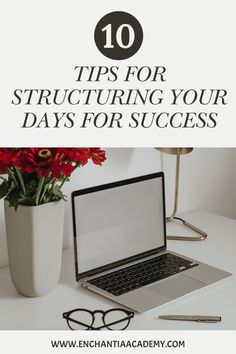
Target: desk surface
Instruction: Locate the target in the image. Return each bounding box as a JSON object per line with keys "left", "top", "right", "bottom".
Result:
{"left": 0, "top": 211, "right": 235, "bottom": 330}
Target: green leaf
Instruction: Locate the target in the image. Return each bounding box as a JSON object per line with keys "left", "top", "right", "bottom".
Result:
{"left": 0, "top": 181, "right": 9, "bottom": 199}
{"left": 19, "top": 197, "right": 35, "bottom": 206}
{"left": 35, "top": 176, "right": 45, "bottom": 205}
{"left": 8, "top": 180, "right": 17, "bottom": 193}
{"left": 8, "top": 189, "right": 20, "bottom": 210}
{"left": 26, "top": 179, "right": 38, "bottom": 196}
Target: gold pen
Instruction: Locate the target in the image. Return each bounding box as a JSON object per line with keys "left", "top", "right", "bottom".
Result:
{"left": 158, "top": 315, "right": 221, "bottom": 323}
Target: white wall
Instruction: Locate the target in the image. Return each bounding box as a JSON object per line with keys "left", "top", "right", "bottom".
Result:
{"left": 163, "top": 148, "right": 236, "bottom": 219}
{"left": 0, "top": 148, "right": 235, "bottom": 268}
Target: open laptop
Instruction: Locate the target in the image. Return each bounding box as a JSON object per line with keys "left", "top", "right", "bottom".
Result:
{"left": 72, "top": 172, "right": 231, "bottom": 312}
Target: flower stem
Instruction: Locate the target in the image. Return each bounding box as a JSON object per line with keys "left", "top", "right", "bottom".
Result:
{"left": 59, "top": 162, "right": 80, "bottom": 189}
{"left": 35, "top": 177, "right": 45, "bottom": 205}
{"left": 59, "top": 176, "right": 67, "bottom": 189}
{"left": 50, "top": 178, "right": 57, "bottom": 192}
{"left": 14, "top": 167, "right": 27, "bottom": 195}
{"left": 39, "top": 184, "right": 48, "bottom": 204}
{"left": 39, "top": 177, "right": 55, "bottom": 204}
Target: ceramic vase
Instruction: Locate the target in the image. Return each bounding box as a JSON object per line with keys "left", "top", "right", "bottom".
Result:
{"left": 4, "top": 200, "right": 65, "bottom": 297}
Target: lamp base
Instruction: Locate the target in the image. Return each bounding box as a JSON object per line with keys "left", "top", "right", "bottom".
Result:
{"left": 167, "top": 217, "right": 207, "bottom": 241}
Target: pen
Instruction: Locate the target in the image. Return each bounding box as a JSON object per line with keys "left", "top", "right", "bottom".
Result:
{"left": 158, "top": 315, "right": 221, "bottom": 323}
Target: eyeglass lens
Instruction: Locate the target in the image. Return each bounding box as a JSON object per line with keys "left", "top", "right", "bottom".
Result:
{"left": 104, "top": 309, "right": 131, "bottom": 330}
{"left": 67, "top": 309, "right": 94, "bottom": 330}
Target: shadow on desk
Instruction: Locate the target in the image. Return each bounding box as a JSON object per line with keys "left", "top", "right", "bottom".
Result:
{"left": 59, "top": 248, "right": 77, "bottom": 287}
{"left": 0, "top": 270, "right": 21, "bottom": 299}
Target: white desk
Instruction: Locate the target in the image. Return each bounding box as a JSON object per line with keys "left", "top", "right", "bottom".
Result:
{"left": 0, "top": 211, "right": 235, "bottom": 330}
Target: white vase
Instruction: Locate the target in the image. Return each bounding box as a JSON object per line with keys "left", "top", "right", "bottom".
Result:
{"left": 4, "top": 200, "right": 65, "bottom": 297}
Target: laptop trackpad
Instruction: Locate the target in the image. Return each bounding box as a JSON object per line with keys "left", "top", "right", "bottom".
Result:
{"left": 148, "top": 275, "right": 205, "bottom": 299}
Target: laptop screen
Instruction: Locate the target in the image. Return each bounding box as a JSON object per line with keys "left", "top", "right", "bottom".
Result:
{"left": 72, "top": 173, "right": 166, "bottom": 277}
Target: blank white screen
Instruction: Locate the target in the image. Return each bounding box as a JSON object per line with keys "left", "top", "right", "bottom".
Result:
{"left": 74, "top": 176, "right": 165, "bottom": 273}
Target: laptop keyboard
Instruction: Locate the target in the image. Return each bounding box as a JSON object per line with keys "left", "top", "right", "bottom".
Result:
{"left": 88, "top": 253, "right": 198, "bottom": 296}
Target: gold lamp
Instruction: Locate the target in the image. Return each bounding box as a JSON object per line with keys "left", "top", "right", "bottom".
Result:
{"left": 156, "top": 148, "right": 207, "bottom": 241}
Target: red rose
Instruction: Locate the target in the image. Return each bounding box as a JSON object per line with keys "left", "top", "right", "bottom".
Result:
{"left": 89, "top": 148, "right": 106, "bottom": 165}
{"left": 59, "top": 148, "right": 90, "bottom": 165}
{"left": 18, "top": 148, "right": 71, "bottom": 178}
{"left": 0, "top": 148, "right": 21, "bottom": 173}
{"left": 51, "top": 160, "right": 75, "bottom": 179}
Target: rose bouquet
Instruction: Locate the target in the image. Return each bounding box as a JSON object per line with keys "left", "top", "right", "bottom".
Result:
{"left": 0, "top": 148, "right": 106, "bottom": 209}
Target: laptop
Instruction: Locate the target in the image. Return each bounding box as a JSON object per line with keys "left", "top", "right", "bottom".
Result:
{"left": 72, "top": 172, "right": 231, "bottom": 312}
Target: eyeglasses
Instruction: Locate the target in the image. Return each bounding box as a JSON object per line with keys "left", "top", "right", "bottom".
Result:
{"left": 63, "top": 308, "right": 134, "bottom": 330}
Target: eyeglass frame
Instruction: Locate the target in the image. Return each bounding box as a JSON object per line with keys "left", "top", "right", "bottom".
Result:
{"left": 63, "top": 308, "right": 134, "bottom": 330}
